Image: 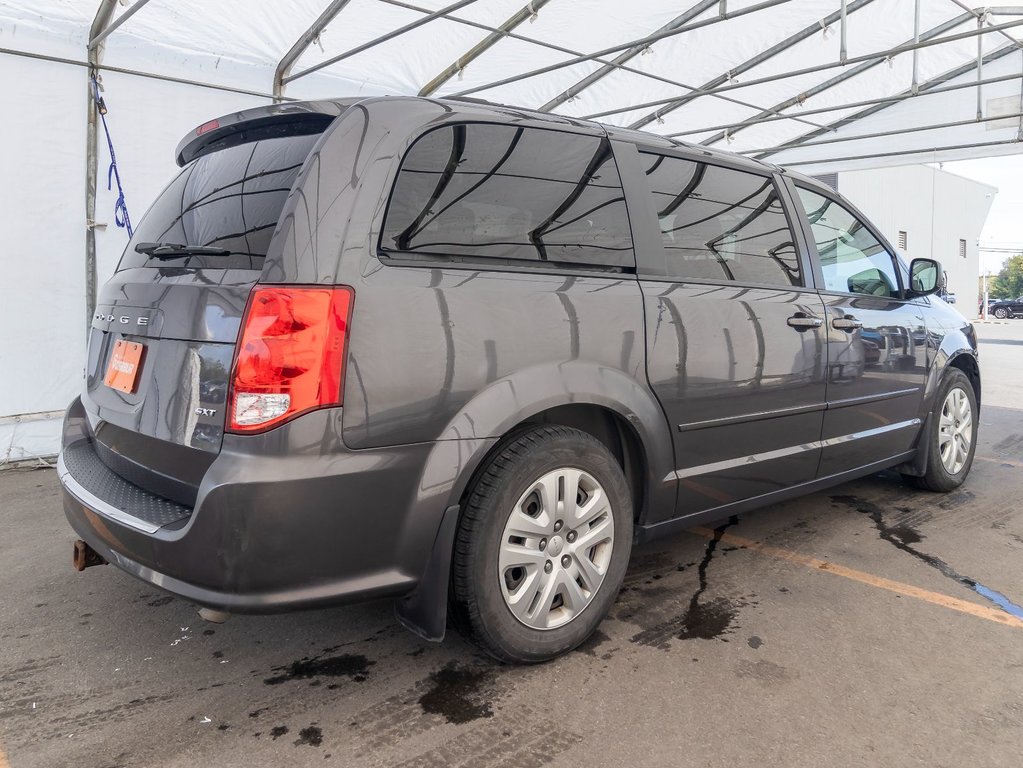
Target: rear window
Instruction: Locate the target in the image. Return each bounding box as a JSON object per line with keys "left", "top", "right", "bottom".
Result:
{"left": 380, "top": 123, "right": 635, "bottom": 271}
{"left": 119, "top": 133, "right": 320, "bottom": 270}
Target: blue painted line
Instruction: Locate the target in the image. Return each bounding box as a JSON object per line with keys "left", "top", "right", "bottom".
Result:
{"left": 973, "top": 583, "right": 1023, "bottom": 619}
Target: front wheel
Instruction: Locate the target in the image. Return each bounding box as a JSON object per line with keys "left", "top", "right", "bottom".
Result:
{"left": 903, "top": 369, "right": 978, "bottom": 492}
{"left": 993, "top": 307, "right": 1008, "bottom": 319}
{"left": 450, "top": 426, "right": 633, "bottom": 663}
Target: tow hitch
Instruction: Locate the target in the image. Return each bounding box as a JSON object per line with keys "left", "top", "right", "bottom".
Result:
{"left": 73, "top": 539, "right": 107, "bottom": 571}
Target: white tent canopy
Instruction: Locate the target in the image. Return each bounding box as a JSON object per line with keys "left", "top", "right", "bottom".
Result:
{"left": 1, "top": 0, "right": 1021, "bottom": 461}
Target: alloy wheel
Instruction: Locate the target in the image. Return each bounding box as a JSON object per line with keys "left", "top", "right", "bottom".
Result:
{"left": 938, "top": 386, "right": 972, "bottom": 475}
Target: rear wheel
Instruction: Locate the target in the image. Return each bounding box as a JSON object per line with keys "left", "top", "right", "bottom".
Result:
{"left": 993, "top": 307, "right": 1008, "bottom": 319}
{"left": 903, "top": 369, "right": 977, "bottom": 492}
{"left": 450, "top": 426, "right": 632, "bottom": 663}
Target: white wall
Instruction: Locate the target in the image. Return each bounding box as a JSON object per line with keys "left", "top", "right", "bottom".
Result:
{"left": 835, "top": 165, "right": 995, "bottom": 317}
{"left": 0, "top": 54, "right": 271, "bottom": 463}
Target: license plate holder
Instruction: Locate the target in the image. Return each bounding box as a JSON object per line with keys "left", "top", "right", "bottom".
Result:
{"left": 104, "top": 339, "right": 145, "bottom": 394}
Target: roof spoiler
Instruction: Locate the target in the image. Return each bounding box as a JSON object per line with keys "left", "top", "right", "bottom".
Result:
{"left": 174, "top": 100, "right": 358, "bottom": 166}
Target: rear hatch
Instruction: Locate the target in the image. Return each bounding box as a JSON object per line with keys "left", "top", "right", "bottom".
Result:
{"left": 83, "top": 106, "right": 341, "bottom": 506}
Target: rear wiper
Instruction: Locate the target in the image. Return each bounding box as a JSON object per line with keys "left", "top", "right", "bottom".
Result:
{"left": 134, "top": 242, "right": 231, "bottom": 258}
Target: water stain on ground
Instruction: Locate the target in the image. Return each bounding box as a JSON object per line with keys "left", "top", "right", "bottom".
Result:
{"left": 747, "top": 635, "right": 763, "bottom": 649}
{"left": 269, "top": 725, "right": 289, "bottom": 740}
{"left": 832, "top": 493, "right": 1023, "bottom": 618}
{"left": 418, "top": 662, "right": 497, "bottom": 725}
{"left": 630, "top": 517, "right": 742, "bottom": 649}
{"left": 264, "top": 653, "right": 375, "bottom": 686}
{"left": 294, "top": 725, "right": 323, "bottom": 747}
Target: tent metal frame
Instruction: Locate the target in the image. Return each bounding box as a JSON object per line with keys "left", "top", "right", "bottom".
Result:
{"left": 74, "top": 0, "right": 1023, "bottom": 330}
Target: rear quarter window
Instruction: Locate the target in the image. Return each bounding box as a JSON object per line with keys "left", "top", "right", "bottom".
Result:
{"left": 638, "top": 152, "right": 802, "bottom": 287}
{"left": 119, "top": 133, "right": 320, "bottom": 270}
{"left": 380, "top": 123, "right": 635, "bottom": 271}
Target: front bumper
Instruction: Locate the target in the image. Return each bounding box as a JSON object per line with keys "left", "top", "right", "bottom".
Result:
{"left": 59, "top": 397, "right": 444, "bottom": 613}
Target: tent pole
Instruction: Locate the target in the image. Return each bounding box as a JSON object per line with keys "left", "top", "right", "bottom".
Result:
{"left": 664, "top": 66, "right": 1022, "bottom": 139}
{"left": 977, "top": 15, "right": 985, "bottom": 120}
{"left": 912, "top": 0, "right": 921, "bottom": 93}
{"left": 536, "top": 0, "right": 720, "bottom": 113}
{"left": 695, "top": 10, "right": 996, "bottom": 146}
{"left": 840, "top": 0, "right": 848, "bottom": 63}
{"left": 447, "top": 0, "right": 791, "bottom": 98}
{"left": 85, "top": 0, "right": 119, "bottom": 337}
{"left": 419, "top": 0, "right": 552, "bottom": 97}
{"left": 736, "top": 112, "right": 1023, "bottom": 155}
{"left": 274, "top": 0, "right": 354, "bottom": 101}
{"left": 582, "top": 16, "right": 1023, "bottom": 121}
{"left": 777, "top": 137, "right": 1021, "bottom": 167}
{"left": 88, "top": 0, "right": 154, "bottom": 50}
{"left": 285, "top": 0, "right": 478, "bottom": 85}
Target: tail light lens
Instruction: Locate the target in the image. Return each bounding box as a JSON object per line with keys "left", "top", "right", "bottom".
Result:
{"left": 227, "top": 285, "right": 354, "bottom": 433}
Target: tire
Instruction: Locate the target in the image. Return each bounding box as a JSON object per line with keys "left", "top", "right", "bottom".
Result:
{"left": 450, "top": 425, "right": 633, "bottom": 663}
{"left": 993, "top": 307, "right": 1008, "bottom": 319}
{"left": 903, "top": 368, "right": 978, "bottom": 492}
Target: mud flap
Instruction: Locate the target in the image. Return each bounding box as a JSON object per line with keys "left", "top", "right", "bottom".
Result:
{"left": 394, "top": 504, "right": 460, "bottom": 642}
{"left": 897, "top": 409, "right": 933, "bottom": 477}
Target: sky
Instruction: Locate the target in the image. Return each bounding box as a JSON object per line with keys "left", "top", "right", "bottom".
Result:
{"left": 941, "top": 154, "right": 1023, "bottom": 276}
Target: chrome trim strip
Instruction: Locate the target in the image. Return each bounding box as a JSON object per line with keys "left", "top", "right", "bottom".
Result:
{"left": 665, "top": 418, "right": 921, "bottom": 482}
{"left": 678, "top": 387, "right": 922, "bottom": 432}
{"left": 679, "top": 402, "right": 826, "bottom": 432}
{"left": 818, "top": 418, "right": 921, "bottom": 448}
{"left": 826, "top": 387, "right": 922, "bottom": 409}
{"left": 57, "top": 451, "right": 161, "bottom": 534}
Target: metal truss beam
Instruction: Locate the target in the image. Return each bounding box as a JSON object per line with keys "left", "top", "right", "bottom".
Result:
{"left": 628, "top": 0, "right": 877, "bottom": 130}
{"left": 285, "top": 0, "right": 478, "bottom": 85}
{"left": 777, "top": 137, "right": 1021, "bottom": 167}
{"left": 537, "top": 0, "right": 720, "bottom": 113}
{"left": 447, "top": 0, "right": 792, "bottom": 98}
{"left": 581, "top": 16, "right": 1023, "bottom": 121}
{"left": 88, "top": 0, "right": 154, "bottom": 50}
{"left": 383, "top": 0, "right": 828, "bottom": 132}
{"left": 419, "top": 0, "right": 552, "bottom": 97}
{"left": 274, "top": 0, "right": 354, "bottom": 100}
{"left": 697, "top": 9, "right": 981, "bottom": 147}
{"left": 659, "top": 70, "right": 1022, "bottom": 139}
{"left": 752, "top": 44, "right": 1021, "bottom": 159}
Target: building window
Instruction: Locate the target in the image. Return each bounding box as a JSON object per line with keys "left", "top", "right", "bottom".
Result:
{"left": 897, "top": 230, "right": 908, "bottom": 250}
{"left": 959, "top": 239, "right": 967, "bottom": 258}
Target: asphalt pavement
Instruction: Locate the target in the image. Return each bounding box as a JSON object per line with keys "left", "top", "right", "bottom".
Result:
{"left": 1, "top": 320, "right": 1021, "bottom": 768}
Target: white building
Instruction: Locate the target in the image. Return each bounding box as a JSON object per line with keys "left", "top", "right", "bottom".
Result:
{"left": 826, "top": 165, "right": 996, "bottom": 317}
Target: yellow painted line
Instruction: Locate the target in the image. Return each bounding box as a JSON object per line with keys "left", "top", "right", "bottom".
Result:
{"left": 974, "top": 454, "right": 1023, "bottom": 469}
{"left": 0, "top": 741, "right": 9, "bottom": 768}
{"left": 690, "top": 527, "right": 1023, "bottom": 630}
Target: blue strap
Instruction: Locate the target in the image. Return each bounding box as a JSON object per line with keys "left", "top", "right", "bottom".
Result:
{"left": 91, "top": 75, "right": 133, "bottom": 238}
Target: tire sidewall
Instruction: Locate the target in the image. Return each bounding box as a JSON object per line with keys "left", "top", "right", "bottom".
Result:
{"left": 466, "top": 433, "right": 632, "bottom": 662}
{"left": 926, "top": 370, "right": 978, "bottom": 489}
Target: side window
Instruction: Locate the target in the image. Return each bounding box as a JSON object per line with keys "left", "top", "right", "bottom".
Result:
{"left": 639, "top": 152, "right": 801, "bottom": 287}
{"left": 380, "top": 123, "right": 634, "bottom": 269}
{"left": 795, "top": 188, "right": 902, "bottom": 298}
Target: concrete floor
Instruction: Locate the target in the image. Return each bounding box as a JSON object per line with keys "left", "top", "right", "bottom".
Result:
{"left": 2, "top": 322, "right": 1022, "bottom": 768}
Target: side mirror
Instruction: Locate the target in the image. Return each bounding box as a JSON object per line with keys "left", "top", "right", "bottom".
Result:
{"left": 908, "top": 258, "right": 941, "bottom": 297}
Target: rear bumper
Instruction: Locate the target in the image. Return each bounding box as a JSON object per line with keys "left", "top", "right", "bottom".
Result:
{"left": 59, "top": 397, "right": 456, "bottom": 613}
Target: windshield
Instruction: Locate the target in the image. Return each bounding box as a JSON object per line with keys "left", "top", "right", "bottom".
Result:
{"left": 119, "top": 133, "right": 321, "bottom": 270}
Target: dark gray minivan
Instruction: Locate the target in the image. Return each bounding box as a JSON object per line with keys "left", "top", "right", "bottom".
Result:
{"left": 60, "top": 97, "right": 980, "bottom": 662}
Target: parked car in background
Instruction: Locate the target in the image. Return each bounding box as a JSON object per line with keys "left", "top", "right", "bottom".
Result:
{"left": 58, "top": 97, "right": 982, "bottom": 663}
{"left": 989, "top": 296, "right": 1023, "bottom": 319}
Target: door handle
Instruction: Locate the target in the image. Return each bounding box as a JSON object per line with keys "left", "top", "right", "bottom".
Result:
{"left": 787, "top": 312, "right": 823, "bottom": 330}
{"left": 832, "top": 315, "right": 863, "bottom": 332}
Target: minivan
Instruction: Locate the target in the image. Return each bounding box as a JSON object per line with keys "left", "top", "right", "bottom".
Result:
{"left": 60, "top": 97, "right": 980, "bottom": 663}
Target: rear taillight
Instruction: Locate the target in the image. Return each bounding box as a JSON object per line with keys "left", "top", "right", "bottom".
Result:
{"left": 227, "top": 285, "right": 353, "bottom": 433}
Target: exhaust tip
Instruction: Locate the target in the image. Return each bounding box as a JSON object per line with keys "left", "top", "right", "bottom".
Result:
{"left": 73, "top": 539, "right": 107, "bottom": 571}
